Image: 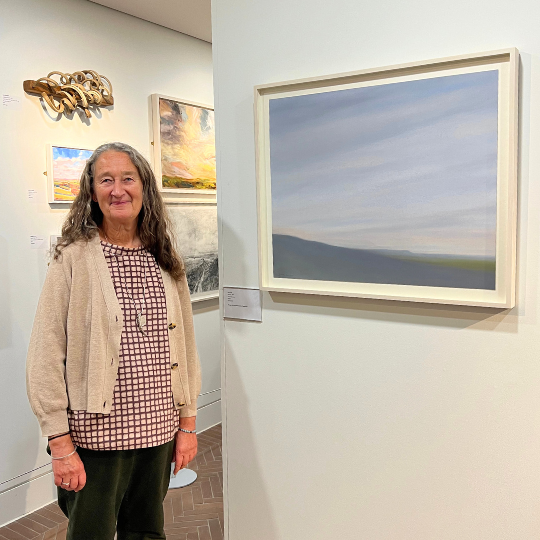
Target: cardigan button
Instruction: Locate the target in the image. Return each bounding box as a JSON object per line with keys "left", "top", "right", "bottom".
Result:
{"left": 177, "top": 402, "right": 185, "bottom": 407}
{"left": 171, "top": 363, "right": 178, "bottom": 370}
{"left": 168, "top": 323, "right": 177, "bottom": 330}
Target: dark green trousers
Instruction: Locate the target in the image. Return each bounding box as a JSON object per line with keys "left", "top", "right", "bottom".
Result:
{"left": 57, "top": 440, "right": 174, "bottom": 540}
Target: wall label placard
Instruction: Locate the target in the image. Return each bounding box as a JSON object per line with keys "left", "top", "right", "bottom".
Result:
{"left": 28, "top": 189, "right": 39, "bottom": 202}
{"left": 29, "top": 236, "right": 46, "bottom": 249}
{"left": 223, "top": 287, "right": 262, "bottom": 322}
{"left": 2, "top": 94, "right": 22, "bottom": 110}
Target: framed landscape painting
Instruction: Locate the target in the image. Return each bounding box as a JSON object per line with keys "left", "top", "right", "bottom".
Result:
{"left": 255, "top": 49, "right": 518, "bottom": 307}
{"left": 47, "top": 145, "right": 92, "bottom": 203}
{"left": 152, "top": 94, "right": 216, "bottom": 202}
{"left": 167, "top": 204, "right": 219, "bottom": 302}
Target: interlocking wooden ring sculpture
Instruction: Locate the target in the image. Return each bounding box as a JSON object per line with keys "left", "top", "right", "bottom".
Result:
{"left": 23, "top": 70, "right": 113, "bottom": 118}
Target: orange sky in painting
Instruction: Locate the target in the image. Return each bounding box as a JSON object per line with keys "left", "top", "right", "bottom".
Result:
{"left": 160, "top": 100, "right": 216, "bottom": 182}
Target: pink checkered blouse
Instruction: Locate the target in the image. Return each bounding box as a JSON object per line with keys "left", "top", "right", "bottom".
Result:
{"left": 68, "top": 242, "right": 179, "bottom": 450}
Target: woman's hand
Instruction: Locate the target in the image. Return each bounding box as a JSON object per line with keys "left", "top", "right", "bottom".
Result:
{"left": 172, "top": 417, "right": 197, "bottom": 475}
{"left": 50, "top": 435, "right": 86, "bottom": 492}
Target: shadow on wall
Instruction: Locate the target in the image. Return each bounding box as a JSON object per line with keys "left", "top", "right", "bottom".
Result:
{"left": 192, "top": 296, "right": 220, "bottom": 315}
{"left": 35, "top": 94, "right": 113, "bottom": 126}
{"left": 219, "top": 214, "right": 278, "bottom": 539}
{"left": 223, "top": 337, "right": 278, "bottom": 540}
{"left": 267, "top": 291, "right": 520, "bottom": 334}
{"left": 513, "top": 52, "right": 538, "bottom": 327}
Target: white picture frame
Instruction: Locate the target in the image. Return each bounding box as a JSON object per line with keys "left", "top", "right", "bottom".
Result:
{"left": 167, "top": 203, "right": 219, "bottom": 303}
{"left": 151, "top": 94, "right": 216, "bottom": 204}
{"left": 255, "top": 49, "right": 519, "bottom": 308}
{"left": 191, "top": 289, "right": 219, "bottom": 303}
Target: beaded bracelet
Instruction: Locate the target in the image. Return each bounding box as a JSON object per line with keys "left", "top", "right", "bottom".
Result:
{"left": 179, "top": 427, "right": 197, "bottom": 434}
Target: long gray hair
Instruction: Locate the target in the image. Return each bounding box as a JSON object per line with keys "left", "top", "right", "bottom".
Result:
{"left": 55, "top": 142, "right": 184, "bottom": 280}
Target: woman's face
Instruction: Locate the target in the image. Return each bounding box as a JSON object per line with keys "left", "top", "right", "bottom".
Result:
{"left": 92, "top": 151, "right": 144, "bottom": 227}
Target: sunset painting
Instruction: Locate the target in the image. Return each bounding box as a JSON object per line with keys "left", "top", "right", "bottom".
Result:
{"left": 269, "top": 70, "right": 499, "bottom": 290}
{"left": 158, "top": 98, "right": 216, "bottom": 191}
{"left": 51, "top": 146, "right": 92, "bottom": 202}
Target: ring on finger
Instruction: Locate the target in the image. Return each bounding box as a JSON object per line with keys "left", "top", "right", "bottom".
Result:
{"left": 61, "top": 481, "right": 70, "bottom": 486}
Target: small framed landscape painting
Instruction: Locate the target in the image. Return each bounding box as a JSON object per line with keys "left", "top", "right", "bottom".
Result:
{"left": 255, "top": 49, "right": 519, "bottom": 308}
{"left": 151, "top": 94, "right": 216, "bottom": 202}
{"left": 47, "top": 145, "right": 92, "bottom": 203}
{"left": 167, "top": 204, "right": 219, "bottom": 302}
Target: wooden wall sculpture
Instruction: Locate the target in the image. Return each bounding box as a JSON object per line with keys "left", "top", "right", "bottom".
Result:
{"left": 23, "top": 70, "right": 113, "bottom": 118}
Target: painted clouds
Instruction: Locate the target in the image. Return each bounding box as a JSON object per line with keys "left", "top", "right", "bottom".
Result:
{"left": 269, "top": 70, "right": 499, "bottom": 257}
{"left": 52, "top": 147, "right": 92, "bottom": 180}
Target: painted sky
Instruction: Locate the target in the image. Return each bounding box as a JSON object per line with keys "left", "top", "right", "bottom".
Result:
{"left": 168, "top": 206, "right": 218, "bottom": 258}
{"left": 159, "top": 99, "right": 216, "bottom": 181}
{"left": 269, "top": 70, "right": 499, "bottom": 257}
{"left": 52, "top": 147, "right": 92, "bottom": 181}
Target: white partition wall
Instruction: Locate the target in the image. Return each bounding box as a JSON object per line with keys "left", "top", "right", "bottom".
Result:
{"left": 212, "top": 1, "right": 540, "bottom": 539}
{"left": 0, "top": 0, "right": 219, "bottom": 527}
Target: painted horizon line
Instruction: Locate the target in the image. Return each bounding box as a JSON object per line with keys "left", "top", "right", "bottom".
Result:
{"left": 272, "top": 234, "right": 496, "bottom": 290}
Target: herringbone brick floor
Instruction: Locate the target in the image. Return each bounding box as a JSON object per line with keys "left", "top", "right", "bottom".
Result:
{"left": 0, "top": 424, "right": 223, "bottom": 540}
{"left": 164, "top": 425, "right": 223, "bottom": 540}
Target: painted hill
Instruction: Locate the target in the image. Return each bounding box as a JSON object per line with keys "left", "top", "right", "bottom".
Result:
{"left": 272, "top": 234, "right": 495, "bottom": 290}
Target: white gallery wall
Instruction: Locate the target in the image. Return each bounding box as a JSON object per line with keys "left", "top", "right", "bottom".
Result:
{"left": 212, "top": 1, "right": 540, "bottom": 539}
{"left": 0, "top": 0, "right": 219, "bottom": 527}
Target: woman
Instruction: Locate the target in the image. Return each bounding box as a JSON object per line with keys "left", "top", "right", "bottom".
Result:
{"left": 26, "top": 142, "right": 201, "bottom": 540}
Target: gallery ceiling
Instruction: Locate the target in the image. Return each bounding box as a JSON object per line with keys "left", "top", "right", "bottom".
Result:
{"left": 88, "top": 0, "right": 212, "bottom": 43}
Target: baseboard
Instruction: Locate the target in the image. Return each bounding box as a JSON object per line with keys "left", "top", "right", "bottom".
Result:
{"left": 196, "top": 399, "right": 222, "bottom": 432}
{"left": 198, "top": 389, "right": 221, "bottom": 409}
{"left": 0, "top": 470, "right": 56, "bottom": 528}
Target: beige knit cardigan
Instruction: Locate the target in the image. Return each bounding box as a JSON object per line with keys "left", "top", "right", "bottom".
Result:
{"left": 26, "top": 236, "right": 202, "bottom": 437}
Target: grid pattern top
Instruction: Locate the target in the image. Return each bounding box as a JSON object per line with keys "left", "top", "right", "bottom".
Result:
{"left": 68, "top": 242, "right": 179, "bottom": 450}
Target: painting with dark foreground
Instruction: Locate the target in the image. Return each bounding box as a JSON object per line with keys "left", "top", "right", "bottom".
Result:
{"left": 168, "top": 205, "right": 218, "bottom": 297}
{"left": 269, "top": 70, "right": 499, "bottom": 291}
{"left": 184, "top": 255, "right": 219, "bottom": 294}
{"left": 273, "top": 235, "right": 495, "bottom": 290}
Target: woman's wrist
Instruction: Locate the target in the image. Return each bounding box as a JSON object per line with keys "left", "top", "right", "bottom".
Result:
{"left": 48, "top": 432, "right": 70, "bottom": 442}
{"left": 179, "top": 416, "right": 196, "bottom": 432}
{"left": 51, "top": 447, "right": 78, "bottom": 460}
{"left": 49, "top": 434, "right": 75, "bottom": 457}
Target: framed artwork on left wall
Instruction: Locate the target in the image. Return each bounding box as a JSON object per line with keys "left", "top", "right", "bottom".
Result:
{"left": 167, "top": 204, "right": 219, "bottom": 302}
{"left": 47, "top": 144, "right": 93, "bottom": 203}
{"left": 151, "top": 94, "right": 216, "bottom": 203}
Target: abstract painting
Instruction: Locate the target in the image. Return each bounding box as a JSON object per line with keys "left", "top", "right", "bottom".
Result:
{"left": 152, "top": 94, "right": 216, "bottom": 194}
{"left": 167, "top": 205, "right": 219, "bottom": 301}
{"left": 255, "top": 50, "right": 518, "bottom": 307}
{"left": 48, "top": 145, "right": 92, "bottom": 202}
